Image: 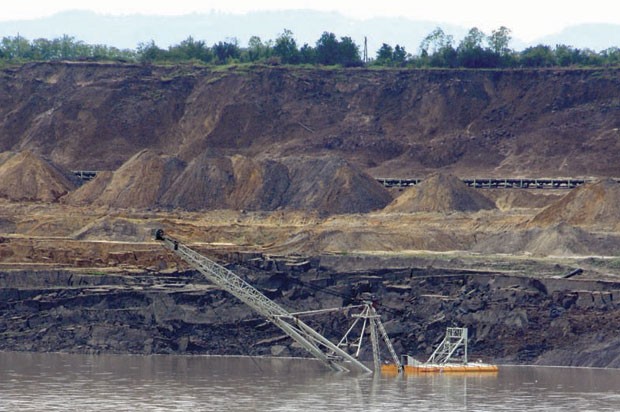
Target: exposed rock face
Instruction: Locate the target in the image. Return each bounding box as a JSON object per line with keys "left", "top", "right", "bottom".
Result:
{"left": 1, "top": 63, "right": 619, "bottom": 369}
{"left": 1, "top": 256, "right": 619, "bottom": 368}
{"left": 385, "top": 173, "right": 496, "bottom": 213}
{"left": 0, "top": 151, "right": 75, "bottom": 202}
{"left": 1, "top": 63, "right": 619, "bottom": 178}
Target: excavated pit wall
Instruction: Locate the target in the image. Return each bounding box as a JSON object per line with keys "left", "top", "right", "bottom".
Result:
{"left": 1, "top": 255, "right": 619, "bottom": 367}
{"left": 2, "top": 63, "right": 620, "bottom": 178}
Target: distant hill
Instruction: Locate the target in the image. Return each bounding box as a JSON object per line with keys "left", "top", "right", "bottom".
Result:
{"left": 537, "top": 24, "right": 620, "bottom": 51}
{"left": 0, "top": 10, "right": 460, "bottom": 55}
{"left": 1, "top": 10, "right": 617, "bottom": 55}
{"left": 1, "top": 11, "right": 616, "bottom": 55}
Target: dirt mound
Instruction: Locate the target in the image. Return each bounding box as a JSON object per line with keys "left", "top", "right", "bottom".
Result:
{"left": 531, "top": 179, "right": 620, "bottom": 229}
{"left": 484, "top": 189, "right": 564, "bottom": 211}
{"left": 64, "top": 171, "right": 114, "bottom": 205}
{"left": 0, "top": 151, "right": 75, "bottom": 202}
{"left": 473, "top": 222, "right": 620, "bottom": 256}
{"left": 228, "top": 155, "right": 290, "bottom": 210}
{"left": 159, "top": 150, "right": 237, "bottom": 210}
{"left": 160, "top": 152, "right": 292, "bottom": 211}
{"left": 67, "top": 151, "right": 388, "bottom": 214}
{"left": 280, "top": 156, "right": 392, "bottom": 215}
{"left": 525, "top": 224, "right": 595, "bottom": 256}
{"left": 162, "top": 153, "right": 390, "bottom": 214}
{"left": 71, "top": 216, "right": 152, "bottom": 242}
{"left": 0, "top": 151, "right": 15, "bottom": 166}
{"left": 384, "top": 173, "right": 496, "bottom": 213}
{"left": 67, "top": 150, "right": 185, "bottom": 209}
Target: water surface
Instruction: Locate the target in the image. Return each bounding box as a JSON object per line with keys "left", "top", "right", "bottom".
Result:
{"left": 1, "top": 352, "right": 619, "bottom": 411}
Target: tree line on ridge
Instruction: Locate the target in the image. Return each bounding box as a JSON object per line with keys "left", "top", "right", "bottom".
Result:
{"left": 1, "top": 26, "right": 619, "bottom": 68}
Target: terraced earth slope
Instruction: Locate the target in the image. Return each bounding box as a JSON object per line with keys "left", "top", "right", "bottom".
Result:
{"left": 1, "top": 63, "right": 620, "bottom": 367}
{"left": 0, "top": 62, "right": 619, "bottom": 178}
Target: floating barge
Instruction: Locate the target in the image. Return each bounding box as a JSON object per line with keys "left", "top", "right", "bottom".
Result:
{"left": 382, "top": 362, "right": 498, "bottom": 374}
{"left": 382, "top": 327, "right": 499, "bottom": 375}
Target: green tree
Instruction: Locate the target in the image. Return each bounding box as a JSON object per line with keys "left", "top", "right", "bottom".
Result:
{"left": 91, "top": 44, "right": 111, "bottom": 60}
{"left": 175, "top": 36, "right": 211, "bottom": 62}
{"left": 314, "top": 32, "right": 361, "bottom": 66}
{"left": 273, "top": 29, "right": 300, "bottom": 64}
{"left": 459, "top": 27, "right": 486, "bottom": 51}
{"left": 393, "top": 45, "right": 408, "bottom": 66}
{"left": 315, "top": 32, "right": 340, "bottom": 65}
{"left": 1, "top": 35, "right": 32, "bottom": 59}
{"left": 601, "top": 47, "right": 620, "bottom": 66}
{"left": 246, "top": 36, "right": 272, "bottom": 62}
{"left": 212, "top": 39, "right": 240, "bottom": 64}
{"left": 554, "top": 44, "right": 580, "bottom": 66}
{"left": 338, "top": 36, "right": 362, "bottom": 67}
{"left": 376, "top": 43, "right": 394, "bottom": 65}
{"left": 299, "top": 43, "right": 315, "bottom": 64}
{"left": 488, "top": 26, "right": 512, "bottom": 56}
{"left": 457, "top": 27, "right": 503, "bottom": 68}
{"left": 375, "top": 43, "right": 408, "bottom": 67}
{"left": 430, "top": 45, "right": 458, "bottom": 67}
{"left": 31, "top": 38, "right": 55, "bottom": 60}
{"left": 55, "top": 35, "right": 78, "bottom": 59}
{"left": 419, "top": 27, "right": 456, "bottom": 67}
{"left": 420, "top": 27, "right": 453, "bottom": 56}
{"left": 137, "top": 41, "right": 166, "bottom": 62}
{"left": 577, "top": 48, "right": 604, "bottom": 66}
{"left": 520, "top": 45, "right": 555, "bottom": 67}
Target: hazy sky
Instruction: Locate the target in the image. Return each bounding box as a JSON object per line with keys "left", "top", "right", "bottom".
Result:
{"left": 4, "top": 0, "right": 619, "bottom": 41}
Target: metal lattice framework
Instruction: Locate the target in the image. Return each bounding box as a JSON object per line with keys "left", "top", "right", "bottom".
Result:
{"left": 338, "top": 302, "right": 402, "bottom": 372}
{"left": 155, "top": 230, "right": 371, "bottom": 373}
{"left": 426, "top": 327, "right": 468, "bottom": 365}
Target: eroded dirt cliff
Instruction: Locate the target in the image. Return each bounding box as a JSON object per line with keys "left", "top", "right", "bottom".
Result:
{"left": 1, "top": 62, "right": 619, "bottom": 177}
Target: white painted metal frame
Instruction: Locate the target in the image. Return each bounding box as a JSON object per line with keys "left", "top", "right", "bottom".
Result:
{"left": 337, "top": 302, "right": 402, "bottom": 372}
{"left": 426, "top": 327, "right": 468, "bottom": 364}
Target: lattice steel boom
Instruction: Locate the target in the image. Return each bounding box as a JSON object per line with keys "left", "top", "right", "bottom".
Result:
{"left": 154, "top": 229, "right": 371, "bottom": 374}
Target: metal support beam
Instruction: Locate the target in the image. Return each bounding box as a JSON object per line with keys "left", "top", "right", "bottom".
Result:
{"left": 155, "top": 229, "right": 371, "bottom": 374}
{"left": 427, "top": 327, "right": 468, "bottom": 364}
{"left": 338, "top": 302, "right": 402, "bottom": 372}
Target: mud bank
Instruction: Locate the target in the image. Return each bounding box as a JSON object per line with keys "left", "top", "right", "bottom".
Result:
{"left": 1, "top": 255, "right": 619, "bottom": 368}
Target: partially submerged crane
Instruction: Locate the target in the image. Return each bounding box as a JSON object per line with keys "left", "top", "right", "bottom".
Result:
{"left": 154, "top": 229, "right": 401, "bottom": 374}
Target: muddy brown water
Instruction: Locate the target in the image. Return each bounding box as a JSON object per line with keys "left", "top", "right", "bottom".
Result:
{"left": 1, "top": 352, "right": 619, "bottom": 411}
